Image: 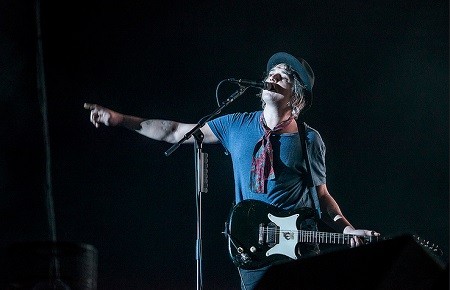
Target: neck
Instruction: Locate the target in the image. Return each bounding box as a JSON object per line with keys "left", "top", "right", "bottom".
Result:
{"left": 263, "top": 107, "right": 293, "bottom": 130}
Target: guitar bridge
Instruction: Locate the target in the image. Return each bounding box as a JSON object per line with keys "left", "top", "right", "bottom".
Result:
{"left": 259, "top": 222, "right": 278, "bottom": 247}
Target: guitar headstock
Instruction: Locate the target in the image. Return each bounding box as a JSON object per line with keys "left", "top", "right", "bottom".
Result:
{"left": 362, "top": 234, "right": 443, "bottom": 257}
{"left": 413, "top": 235, "right": 443, "bottom": 257}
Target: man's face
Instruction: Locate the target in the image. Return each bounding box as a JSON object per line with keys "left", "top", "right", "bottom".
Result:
{"left": 261, "top": 64, "right": 294, "bottom": 105}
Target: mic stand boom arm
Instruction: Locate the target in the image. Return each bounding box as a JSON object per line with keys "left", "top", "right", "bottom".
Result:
{"left": 164, "top": 85, "right": 248, "bottom": 157}
{"left": 164, "top": 85, "right": 248, "bottom": 290}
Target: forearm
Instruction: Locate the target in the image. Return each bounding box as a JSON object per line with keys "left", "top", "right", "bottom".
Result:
{"left": 316, "top": 185, "right": 379, "bottom": 242}
{"left": 119, "top": 114, "right": 145, "bottom": 130}
{"left": 319, "top": 192, "right": 354, "bottom": 233}
{"left": 118, "top": 115, "right": 183, "bottom": 143}
{"left": 136, "top": 119, "right": 184, "bottom": 143}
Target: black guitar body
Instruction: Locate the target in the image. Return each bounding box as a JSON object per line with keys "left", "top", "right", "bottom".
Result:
{"left": 226, "top": 199, "right": 316, "bottom": 270}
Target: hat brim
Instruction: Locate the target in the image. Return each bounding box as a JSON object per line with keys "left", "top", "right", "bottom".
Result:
{"left": 266, "top": 52, "right": 314, "bottom": 93}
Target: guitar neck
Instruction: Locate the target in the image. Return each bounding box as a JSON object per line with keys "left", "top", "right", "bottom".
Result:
{"left": 298, "top": 230, "right": 377, "bottom": 245}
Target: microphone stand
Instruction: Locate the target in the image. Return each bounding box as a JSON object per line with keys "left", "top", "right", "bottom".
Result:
{"left": 165, "top": 85, "right": 249, "bottom": 290}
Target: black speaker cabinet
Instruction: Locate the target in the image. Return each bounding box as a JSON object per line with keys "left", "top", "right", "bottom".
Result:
{"left": 0, "top": 241, "right": 98, "bottom": 290}
{"left": 255, "top": 234, "right": 447, "bottom": 290}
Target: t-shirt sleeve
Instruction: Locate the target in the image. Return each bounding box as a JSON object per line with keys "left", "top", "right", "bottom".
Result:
{"left": 207, "top": 114, "right": 232, "bottom": 150}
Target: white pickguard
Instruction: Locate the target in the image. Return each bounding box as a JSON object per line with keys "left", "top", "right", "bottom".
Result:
{"left": 265, "top": 213, "right": 299, "bottom": 259}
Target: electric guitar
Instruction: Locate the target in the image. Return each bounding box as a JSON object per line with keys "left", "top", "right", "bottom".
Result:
{"left": 225, "top": 199, "right": 442, "bottom": 270}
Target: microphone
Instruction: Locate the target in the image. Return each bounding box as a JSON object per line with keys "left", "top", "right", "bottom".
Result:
{"left": 227, "top": 78, "right": 270, "bottom": 90}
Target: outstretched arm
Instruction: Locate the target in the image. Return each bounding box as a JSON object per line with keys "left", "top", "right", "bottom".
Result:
{"left": 83, "top": 103, "right": 219, "bottom": 144}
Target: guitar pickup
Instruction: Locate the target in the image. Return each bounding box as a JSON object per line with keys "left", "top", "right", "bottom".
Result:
{"left": 259, "top": 222, "right": 278, "bottom": 247}
{"left": 258, "top": 223, "right": 264, "bottom": 245}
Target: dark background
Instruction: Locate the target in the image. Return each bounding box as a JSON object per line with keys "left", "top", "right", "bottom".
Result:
{"left": 1, "top": 1, "right": 448, "bottom": 289}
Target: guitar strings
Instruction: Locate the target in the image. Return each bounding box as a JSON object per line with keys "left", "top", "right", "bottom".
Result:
{"left": 261, "top": 228, "right": 357, "bottom": 244}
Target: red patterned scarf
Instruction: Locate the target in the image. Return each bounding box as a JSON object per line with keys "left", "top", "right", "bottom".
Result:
{"left": 250, "top": 113, "right": 294, "bottom": 193}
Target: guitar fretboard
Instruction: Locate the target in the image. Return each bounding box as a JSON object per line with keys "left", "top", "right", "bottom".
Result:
{"left": 298, "top": 230, "right": 355, "bottom": 245}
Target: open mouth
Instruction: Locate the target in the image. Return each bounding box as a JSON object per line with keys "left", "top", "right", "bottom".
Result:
{"left": 266, "top": 83, "right": 277, "bottom": 92}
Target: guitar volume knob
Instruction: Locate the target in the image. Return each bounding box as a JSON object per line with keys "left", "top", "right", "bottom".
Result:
{"left": 250, "top": 246, "right": 256, "bottom": 253}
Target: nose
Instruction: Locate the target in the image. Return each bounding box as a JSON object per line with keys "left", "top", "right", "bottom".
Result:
{"left": 268, "top": 73, "right": 281, "bottom": 83}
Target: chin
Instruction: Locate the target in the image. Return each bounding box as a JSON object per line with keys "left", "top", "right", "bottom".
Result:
{"left": 262, "top": 91, "right": 284, "bottom": 102}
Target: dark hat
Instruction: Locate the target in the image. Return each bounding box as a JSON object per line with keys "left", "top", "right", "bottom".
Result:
{"left": 266, "top": 52, "right": 315, "bottom": 93}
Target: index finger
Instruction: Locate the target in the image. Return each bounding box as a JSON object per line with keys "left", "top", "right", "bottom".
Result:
{"left": 83, "top": 103, "right": 96, "bottom": 110}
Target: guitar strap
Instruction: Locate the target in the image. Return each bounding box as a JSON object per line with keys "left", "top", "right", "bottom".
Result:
{"left": 297, "top": 120, "right": 322, "bottom": 219}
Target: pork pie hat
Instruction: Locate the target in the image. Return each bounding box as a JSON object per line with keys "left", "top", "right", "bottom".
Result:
{"left": 266, "top": 52, "right": 315, "bottom": 109}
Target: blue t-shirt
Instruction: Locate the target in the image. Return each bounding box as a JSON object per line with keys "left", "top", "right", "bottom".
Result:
{"left": 207, "top": 111, "right": 326, "bottom": 211}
